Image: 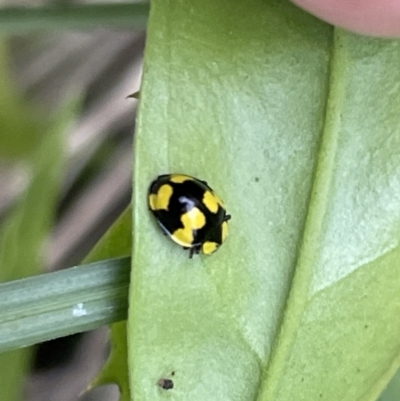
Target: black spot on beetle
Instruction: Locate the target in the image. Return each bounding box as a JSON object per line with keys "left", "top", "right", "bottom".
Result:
{"left": 158, "top": 378, "right": 174, "bottom": 390}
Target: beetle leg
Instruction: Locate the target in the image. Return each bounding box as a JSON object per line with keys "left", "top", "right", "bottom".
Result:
{"left": 188, "top": 247, "right": 194, "bottom": 258}
{"left": 186, "top": 245, "right": 201, "bottom": 258}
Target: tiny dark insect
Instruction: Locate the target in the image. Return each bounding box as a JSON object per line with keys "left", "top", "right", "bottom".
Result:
{"left": 157, "top": 378, "right": 174, "bottom": 390}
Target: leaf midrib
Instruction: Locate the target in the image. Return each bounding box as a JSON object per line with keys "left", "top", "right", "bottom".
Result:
{"left": 256, "top": 28, "right": 345, "bottom": 401}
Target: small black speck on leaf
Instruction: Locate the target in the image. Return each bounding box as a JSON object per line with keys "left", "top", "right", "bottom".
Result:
{"left": 158, "top": 378, "right": 174, "bottom": 390}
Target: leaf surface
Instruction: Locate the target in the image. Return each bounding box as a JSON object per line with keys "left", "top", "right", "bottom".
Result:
{"left": 84, "top": 207, "right": 132, "bottom": 401}
{"left": 129, "top": 1, "right": 400, "bottom": 400}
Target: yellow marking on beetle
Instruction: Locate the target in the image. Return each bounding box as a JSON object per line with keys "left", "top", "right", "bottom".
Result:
{"left": 184, "top": 207, "right": 206, "bottom": 229}
{"left": 170, "top": 174, "right": 192, "bottom": 184}
{"left": 149, "top": 194, "right": 158, "bottom": 211}
{"left": 151, "top": 184, "right": 173, "bottom": 210}
{"left": 222, "top": 221, "right": 229, "bottom": 242}
{"left": 171, "top": 207, "right": 206, "bottom": 247}
{"left": 203, "top": 191, "right": 220, "bottom": 213}
{"left": 202, "top": 241, "right": 218, "bottom": 254}
{"left": 214, "top": 192, "right": 225, "bottom": 208}
{"left": 172, "top": 227, "right": 193, "bottom": 247}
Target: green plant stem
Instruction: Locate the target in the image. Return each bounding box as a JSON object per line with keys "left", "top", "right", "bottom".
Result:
{"left": 0, "top": 257, "right": 130, "bottom": 353}
{"left": 0, "top": 3, "right": 149, "bottom": 33}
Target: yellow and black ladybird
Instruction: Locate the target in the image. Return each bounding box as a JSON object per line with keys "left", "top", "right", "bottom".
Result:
{"left": 148, "top": 174, "right": 230, "bottom": 258}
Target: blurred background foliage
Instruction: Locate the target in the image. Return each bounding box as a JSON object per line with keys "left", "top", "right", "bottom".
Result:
{"left": 0, "top": 1, "right": 145, "bottom": 400}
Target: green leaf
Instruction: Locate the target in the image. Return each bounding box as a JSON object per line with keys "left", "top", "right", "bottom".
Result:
{"left": 89, "top": 321, "right": 130, "bottom": 401}
{"left": 0, "top": 3, "right": 149, "bottom": 33}
{"left": 0, "top": 207, "right": 132, "bottom": 399}
{"left": 0, "top": 257, "right": 129, "bottom": 353}
{"left": 83, "top": 206, "right": 132, "bottom": 263}
{"left": 83, "top": 207, "right": 132, "bottom": 401}
{"left": 129, "top": 1, "right": 400, "bottom": 401}
{"left": 379, "top": 368, "right": 400, "bottom": 401}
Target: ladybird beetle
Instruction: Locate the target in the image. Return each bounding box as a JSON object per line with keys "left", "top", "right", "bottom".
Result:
{"left": 148, "top": 174, "right": 230, "bottom": 258}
